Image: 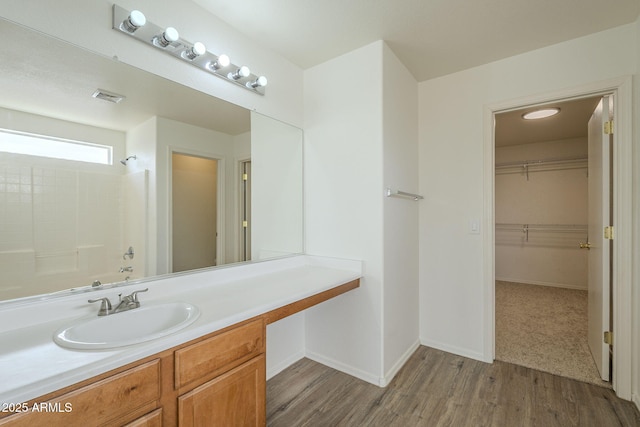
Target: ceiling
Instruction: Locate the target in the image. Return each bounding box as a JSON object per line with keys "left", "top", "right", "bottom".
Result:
{"left": 495, "top": 96, "right": 603, "bottom": 147}
{"left": 193, "top": 0, "right": 640, "bottom": 81}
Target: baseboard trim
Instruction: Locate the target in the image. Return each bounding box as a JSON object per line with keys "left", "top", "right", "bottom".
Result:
{"left": 266, "top": 350, "right": 305, "bottom": 380}
{"left": 305, "top": 349, "right": 382, "bottom": 387}
{"left": 381, "top": 340, "right": 420, "bottom": 387}
{"left": 420, "top": 337, "right": 490, "bottom": 363}
{"left": 496, "top": 277, "right": 587, "bottom": 291}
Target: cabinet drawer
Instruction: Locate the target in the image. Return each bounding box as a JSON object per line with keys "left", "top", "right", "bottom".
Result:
{"left": 0, "top": 360, "right": 160, "bottom": 427}
{"left": 124, "top": 408, "right": 163, "bottom": 427}
{"left": 175, "top": 319, "right": 264, "bottom": 390}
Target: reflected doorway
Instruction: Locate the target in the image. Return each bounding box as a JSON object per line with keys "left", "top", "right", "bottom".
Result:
{"left": 172, "top": 152, "right": 219, "bottom": 273}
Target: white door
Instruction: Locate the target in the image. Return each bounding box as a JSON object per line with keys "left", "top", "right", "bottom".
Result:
{"left": 586, "top": 96, "right": 612, "bottom": 381}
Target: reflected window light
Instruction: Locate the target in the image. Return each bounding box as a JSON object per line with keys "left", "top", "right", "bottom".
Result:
{"left": 0, "top": 129, "right": 112, "bottom": 165}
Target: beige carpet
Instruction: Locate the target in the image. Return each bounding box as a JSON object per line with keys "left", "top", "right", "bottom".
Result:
{"left": 495, "top": 280, "right": 611, "bottom": 388}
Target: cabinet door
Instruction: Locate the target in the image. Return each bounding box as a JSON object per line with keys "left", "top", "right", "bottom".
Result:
{"left": 178, "top": 355, "right": 265, "bottom": 427}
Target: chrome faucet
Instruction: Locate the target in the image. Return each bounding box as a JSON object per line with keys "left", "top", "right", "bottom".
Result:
{"left": 88, "top": 288, "right": 148, "bottom": 316}
{"left": 119, "top": 266, "right": 134, "bottom": 273}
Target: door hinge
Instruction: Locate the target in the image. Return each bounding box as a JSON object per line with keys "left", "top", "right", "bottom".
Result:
{"left": 242, "top": 173, "right": 248, "bottom": 181}
{"left": 604, "top": 226, "right": 614, "bottom": 240}
{"left": 604, "top": 120, "right": 614, "bottom": 135}
{"left": 242, "top": 220, "right": 248, "bottom": 228}
{"left": 604, "top": 331, "right": 613, "bottom": 345}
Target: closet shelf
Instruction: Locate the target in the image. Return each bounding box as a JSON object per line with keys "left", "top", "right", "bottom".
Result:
{"left": 495, "top": 157, "right": 587, "bottom": 180}
{"left": 496, "top": 223, "right": 587, "bottom": 243}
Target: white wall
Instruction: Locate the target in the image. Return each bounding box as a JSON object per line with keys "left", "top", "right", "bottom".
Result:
{"left": 381, "top": 44, "right": 420, "bottom": 380}
{"left": 304, "top": 41, "right": 385, "bottom": 384}
{"left": 155, "top": 117, "right": 235, "bottom": 274}
{"left": 126, "top": 117, "right": 158, "bottom": 276}
{"left": 250, "top": 112, "right": 304, "bottom": 260}
{"left": 418, "top": 22, "right": 638, "bottom": 368}
{"left": 304, "top": 41, "right": 420, "bottom": 386}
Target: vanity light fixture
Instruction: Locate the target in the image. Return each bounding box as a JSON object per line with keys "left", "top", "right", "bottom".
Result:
{"left": 229, "top": 66, "right": 250, "bottom": 80}
{"left": 154, "top": 27, "right": 179, "bottom": 48}
{"left": 209, "top": 54, "right": 230, "bottom": 71}
{"left": 247, "top": 76, "right": 268, "bottom": 89}
{"left": 121, "top": 10, "right": 146, "bottom": 33}
{"left": 112, "top": 5, "right": 267, "bottom": 95}
{"left": 522, "top": 108, "right": 560, "bottom": 120}
{"left": 183, "top": 42, "right": 206, "bottom": 60}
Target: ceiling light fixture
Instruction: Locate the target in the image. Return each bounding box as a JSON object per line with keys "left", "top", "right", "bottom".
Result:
{"left": 112, "top": 5, "right": 267, "bottom": 95}
{"left": 522, "top": 108, "right": 560, "bottom": 120}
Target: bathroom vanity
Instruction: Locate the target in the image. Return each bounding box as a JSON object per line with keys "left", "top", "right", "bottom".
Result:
{"left": 0, "top": 256, "right": 361, "bottom": 426}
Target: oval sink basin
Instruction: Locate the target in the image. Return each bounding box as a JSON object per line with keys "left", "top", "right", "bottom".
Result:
{"left": 54, "top": 302, "right": 200, "bottom": 350}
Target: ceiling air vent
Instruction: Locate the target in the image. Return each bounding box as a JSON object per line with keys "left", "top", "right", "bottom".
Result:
{"left": 92, "top": 89, "right": 126, "bottom": 104}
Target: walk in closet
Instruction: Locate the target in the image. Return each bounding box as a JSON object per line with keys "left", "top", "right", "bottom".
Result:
{"left": 493, "top": 96, "right": 609, "bottom": 386}
{"left": 495, "top": 145, "right": 588, "bottom": 289}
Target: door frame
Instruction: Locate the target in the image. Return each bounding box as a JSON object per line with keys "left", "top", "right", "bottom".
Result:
{"left": 482, "top": 76, "right": 633, "bottom": 399}
{"left": 167, "top": 147, "right": 226, "bottom": 271}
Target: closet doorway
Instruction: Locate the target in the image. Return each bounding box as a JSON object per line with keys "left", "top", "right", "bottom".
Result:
{"left": 493, "top": 95, "right": 613, "bottom": 387}
{"left": 171, "top": 152, "right": 220, "bottom": 273}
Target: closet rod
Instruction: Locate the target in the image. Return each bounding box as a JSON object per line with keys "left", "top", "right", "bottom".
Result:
{"left": 495, "top": 223, "right": 587, "bottom": 232}
{"left": 385, "top": 188, "right": 424, "bottom": 201}
{"left": 495, "top": 156, "right": 587, "bottom": 169}
{"left": 495, "top": 157, "right": 587, "bottom": 180}
{"left": 495, "top": 223, "right": 587, "bottom": 242}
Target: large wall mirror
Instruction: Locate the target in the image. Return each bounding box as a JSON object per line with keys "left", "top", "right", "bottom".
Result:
{"left": 0, "top": 19, "right": 303, "bottom": 302}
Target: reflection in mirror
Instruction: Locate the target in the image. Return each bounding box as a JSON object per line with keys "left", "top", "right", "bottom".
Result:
{"left": 0, "top": 19, "right": 303, "bottom": 302}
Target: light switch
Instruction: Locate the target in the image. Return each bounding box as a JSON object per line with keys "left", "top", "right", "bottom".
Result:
{"left": 470, "top": 220, "right": 480, "bottom": 234}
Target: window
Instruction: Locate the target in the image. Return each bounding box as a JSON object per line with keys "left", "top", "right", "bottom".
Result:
{"left": 0, "top": 128, "right": 112, "bottom": 165}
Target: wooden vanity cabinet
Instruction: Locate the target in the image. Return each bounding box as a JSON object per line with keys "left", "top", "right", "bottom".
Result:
{"left": 174, "top": 318, "right": 266, "bottom": 426}
{"left": 0, "top": 319, "right": 265, "bottom": 427}
{"left": 0, "top": 360, "right": 162, "bottom": 427}
{"left": 124, "top": 409, "right": 163, "bottom": 427}
{"left": 0, "top": 278, "right": 359, "bottom": 427}
{"left": 178, "top": 355, "right": 265, "bottom": 426}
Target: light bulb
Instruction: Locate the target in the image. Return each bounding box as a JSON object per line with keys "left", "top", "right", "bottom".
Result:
{"left": 247, "top": 76, "right": 268, "bottom": 89}
{"left": 122, "top": 10, "right": 146, "bottom": 33}
{"left": 156, "top": 27, "right": 179, "bottom": 47}
{"left": 183, "top": 42, "right": 206, "bottom": 60}
{"left": 209, "top": 54, "right": 231, "bottom": 71}
{"left": 229, "top": 65, "right": 250, "bottom": 80}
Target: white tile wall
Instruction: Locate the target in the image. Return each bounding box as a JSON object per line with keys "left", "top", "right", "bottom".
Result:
{"left": 0, "top": 162, "right": 146, "bottom": 300}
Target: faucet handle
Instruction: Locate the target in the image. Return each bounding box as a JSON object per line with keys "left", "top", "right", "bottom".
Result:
{"left": 130, "top": 288, "right": 149, "bottom": 303}
{"left": 88, "top": 297, "right": 113, "bottom": 316}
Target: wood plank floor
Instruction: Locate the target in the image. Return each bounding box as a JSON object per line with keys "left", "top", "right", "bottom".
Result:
{"left": 267, "top": 346, "right": 640, "bottom": 426}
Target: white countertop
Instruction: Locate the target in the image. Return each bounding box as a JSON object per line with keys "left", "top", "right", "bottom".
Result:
{"left": 0, "top": 255, "right": 361, "bottom": 405}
